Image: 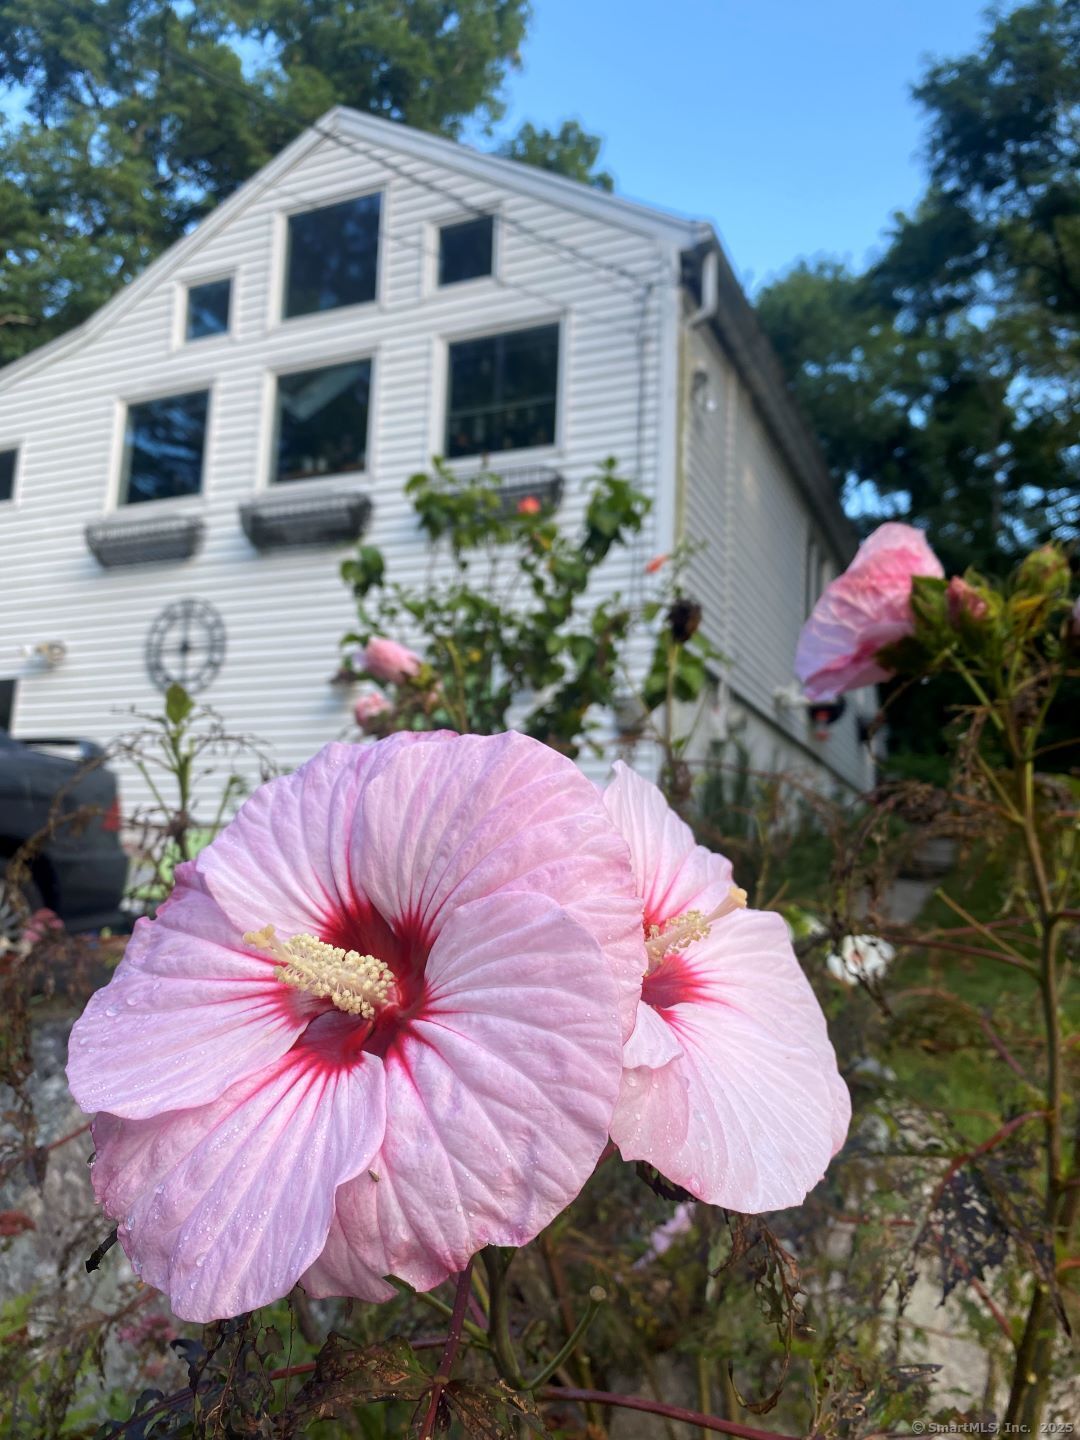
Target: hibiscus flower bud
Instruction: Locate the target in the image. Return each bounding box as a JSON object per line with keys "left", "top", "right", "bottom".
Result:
{"left": 358, "top": 636, "right": 423, "bottom": 685}
{"left": 516, "top": 495, "right": 541, "bottom": 515}
{"left": 645, "top": 553, "right": 669, "bottom": 575}
{"left": 795, "top": 523, "right": 943, "bottom": 701}
{"left": 667, "top": 596, "right": 702, "bottom": 643}
{"left": 946, "top": 576, "right": 990, "bottom": 627}
{"left": 1015, "top": 543, "right": 1069, "bottom": 598}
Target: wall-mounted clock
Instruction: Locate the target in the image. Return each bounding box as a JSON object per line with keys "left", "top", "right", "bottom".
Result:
{"left": 146, "top": 598, "right": 226, "bottom": 694}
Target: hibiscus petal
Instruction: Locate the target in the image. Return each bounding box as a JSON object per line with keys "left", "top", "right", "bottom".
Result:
{"left": 612, "top": 909, "right": 849, "bottom": 1211}
{"left": 67, "top": 875, "right": 313, "bottom": 1120}
{"left": 623, "top": 999, "right": 683, "bottom": 1070}
{"left": 356, "top": 732, "right": 643, "bottom": 1037}
{"left": 92, "top": 1035, "right": 386, "bottom": 1322}
{"left": 195, "top": 736, "right": 443, "bottom": 936}
{"left": 604, "top": 762, "right": 733, "bottom": 927}
{"left": 304, "top": 890, "right": 623, "bottom": 1297}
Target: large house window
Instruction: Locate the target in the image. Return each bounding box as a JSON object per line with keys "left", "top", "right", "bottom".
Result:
{"left": 274, "top": 359, "right": 372, "bottom": 483}
{"left": 186, "top": 278, "right": 232, "bottom": 340}
{"left": 445, "top": 324, "right": 559, "bottom": 459}
{"left": 121, "top": 391, "right": 209, "bottom": 505}
{"left": 284, "top": 193, "right": 382, "bottom": 318}
{"left": 439, "top": 216, "right": 494, "bottom": 286}
{"left": 0, "top": 448, "right": 16, "bottom": 502}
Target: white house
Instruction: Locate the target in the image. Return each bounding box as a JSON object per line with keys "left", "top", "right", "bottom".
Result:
{"left": 0, "top": 107, "right": 874, "bottom": 812}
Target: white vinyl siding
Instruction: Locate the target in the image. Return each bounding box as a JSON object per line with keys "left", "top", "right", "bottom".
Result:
{"left": 0, "top": 122, "right": 673, "bottom": 805}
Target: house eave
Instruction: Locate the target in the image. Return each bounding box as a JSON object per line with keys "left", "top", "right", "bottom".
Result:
{"left": 681, "top": 236, "right": 858, "bottom": 566}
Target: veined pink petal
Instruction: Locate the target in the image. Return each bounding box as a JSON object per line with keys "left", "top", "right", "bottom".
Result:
{"left": 622, "top": 999, "right": 683, "bottom": 1070}
{"left": 92, "top": 1030, "right": 386, "bottom": 1322}
{"left": 603, "top": 762, "right": 733, "bottom": 928}
{"left": 355, "top": 731, "right": 643, "bottom": 1037}
{"left": 303, "top": 891, "right": 622, "bottom": 1298}
{"left": 612, "top": 909, "right": 846, "bottom": 1211}
{"left": 795, "top": 522, "right": 943, "bottom": 701}
{"left": 195, "top": 736, "right": 444, "bottom": 937}
{"left": 67, "top": 875, "right": 314, "bottom": 1119}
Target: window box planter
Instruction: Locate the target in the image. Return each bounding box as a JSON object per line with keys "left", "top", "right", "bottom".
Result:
{"left": 496, "top": 465, "right": 564, "bottom": 514}
{"left": 85, "top": 513, "right": 205, "bottom": 567}
{"left": 240, "top": 487, "right": 373, "bottom": 551}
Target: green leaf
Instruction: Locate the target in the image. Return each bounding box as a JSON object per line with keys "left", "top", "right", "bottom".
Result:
{"left": 164, "top": 683, "right": 194, "bottom": 726}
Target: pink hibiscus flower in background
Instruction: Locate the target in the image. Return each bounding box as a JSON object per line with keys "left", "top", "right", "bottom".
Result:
{"left": 353, "top": 690, "right": 393, "bottom": 731}
{"left": 603, "top": 762, "right": 850, "bottom": 1212}
{"left": 68, "top": 732, "right": 643, "bottom": 1321}
{"left": 795, "top": 522, "right": 944, "bottom": 701}
{"left": 358, "top": 636, "right": 424, "bottom": 685}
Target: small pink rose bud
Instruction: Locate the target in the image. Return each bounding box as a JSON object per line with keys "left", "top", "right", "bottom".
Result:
{"left": 353, "top": 691, "right": 393, "bottom": 731}
{"left": 358, "top": 636, "right": 423, "bottom": 685}
{"left": 516, "top": 495, "right": 541, "bottom": 515}
{"left": 946, "top": 576, "right": 990, "bottom": 626}
{"left": 645, "top": 553, "right": 669, "bottom": 575}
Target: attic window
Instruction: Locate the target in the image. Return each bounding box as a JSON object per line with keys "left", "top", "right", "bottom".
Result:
{"left": 285, "top": 193, "right": 382, "bottom": 318}
{"left": 186, "top": 278, "right": 232, "bottom": 340}
{"left": 439, "top": 216, "right": 494, "bottom": 286}
{"left": 121, "top": 391, "right": 209, "bottom": 505}
{"left": 445, "top": 324, "right": 560, "bottom": 459}
{"left": 274, "top": 359, "right": 372, "bottom": 483}
{"left": 0, "top": 449, "right": 16, "bottom": 503}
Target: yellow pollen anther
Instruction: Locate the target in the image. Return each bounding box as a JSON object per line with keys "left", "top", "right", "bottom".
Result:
{"left": 244, "top": 924, "right": 396, "bottom": 1019}
{"left": 645, "top": 886, "right": 748, "bottom": 962}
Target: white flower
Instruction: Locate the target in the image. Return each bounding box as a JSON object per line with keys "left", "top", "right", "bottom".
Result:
{"left": 826, "top": 934, "right": 896, "bottom": 986}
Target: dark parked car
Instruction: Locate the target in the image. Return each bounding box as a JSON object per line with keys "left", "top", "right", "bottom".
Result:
{"left": 0, "top": 731, "right": 129, "bottom": 932}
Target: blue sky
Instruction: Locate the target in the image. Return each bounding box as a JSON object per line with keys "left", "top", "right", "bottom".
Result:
{"left": 473, "top": 0, "right": 993, "bottom": 293}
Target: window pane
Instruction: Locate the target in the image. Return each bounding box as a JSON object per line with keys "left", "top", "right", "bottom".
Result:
{"left": 0, "top": 449, "right": 15, "bottom": 502}
{"left": 439, "top": 216, "right": 494, "bottom": 286}
{"left": 0, "top": 678, "right": 14, "bottom": 731}
{"left": 186, "top": 278, "right": 232, "bottom": 340}
{"left": 285, "top": 194, "right": 382, "bottom": 318}
{"left": 446, "top": 325, "right": 559, "bottom": 459}
{"left": 274, "top": 360, "right": 372, "bottom": 483}
{"left": 122, "top": 392, "right": 209, "bottom": 505}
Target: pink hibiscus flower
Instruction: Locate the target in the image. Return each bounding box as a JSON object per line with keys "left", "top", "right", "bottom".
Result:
{"left": 67, "top": 732, "right": 643, "bottom": 1321}
{"left": 795, "top": 523, "right": 944, "bottom": 701}
{"left": 603, "top": 763, "right": 850, "bottom": 1212}
{"left": 359, "top": 636, "right": 424, "bottom": 685}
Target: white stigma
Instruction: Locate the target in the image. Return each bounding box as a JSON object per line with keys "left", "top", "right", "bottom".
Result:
{"left": 244, "top": 923, "right": 396, "bottom": 1019}
{"left": 645, "top": 886, "right": 748, "bottom": 963}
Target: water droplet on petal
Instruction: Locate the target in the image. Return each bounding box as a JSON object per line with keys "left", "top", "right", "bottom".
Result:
{"left": 105, "top": 1006, "right": 118, "bottom": 1018}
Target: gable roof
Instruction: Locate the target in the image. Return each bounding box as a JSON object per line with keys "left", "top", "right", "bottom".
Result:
{"left": 0, "top": 107, "right": 699, "bottom": 393}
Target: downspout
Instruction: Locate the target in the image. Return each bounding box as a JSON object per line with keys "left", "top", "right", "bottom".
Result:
{"left": 681, "top": 243, "right": 728, "bottom": 738}
{"left": 675, "top": 246, "right": 720, "bottom": 539}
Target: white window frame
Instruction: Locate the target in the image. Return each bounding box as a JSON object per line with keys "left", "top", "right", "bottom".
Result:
{"left": 270, "top": 184, "right": 387, "bottom": 329}
{"left": 260, "top": 349, "right": 379, "bottom": 493}
{"left": 434, "top": 314, "right": 567, "bottom": 467}
{"left": 109, "top": 383, "right": 215, "bottom": 511}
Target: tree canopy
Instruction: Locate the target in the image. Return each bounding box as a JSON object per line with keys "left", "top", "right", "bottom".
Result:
{"left": 0, "top": 0, "right": 613, "bottom": 365}
{"left": 756, "top": 0, "right": 1079, "bottom": 575}
{"left": 498, "top": 119, "right": 615, "bottom": 190}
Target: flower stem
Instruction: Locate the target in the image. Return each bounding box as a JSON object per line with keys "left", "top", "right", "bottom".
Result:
{"left": 526, "top": 1286, "right": 606, "bottom": 1389}
{"left": 418, "top": 1259, "right": 474, "bottom": 1440}
{"left": 539, "top": 1385, "right": 799, "bottom": 1439}
{"left": 482, "top": 1247, "right": 527, "bottom": 1389}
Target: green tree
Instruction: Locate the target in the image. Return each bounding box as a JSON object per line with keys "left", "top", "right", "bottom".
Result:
{"left": 498, "top": 117, "right": 614, "bottom": 189}
{"left": 0, "top": 0, "right": 531, "bottom": 364}
{"left": 756, "top": 0, "right": 1079, "bottom": 575}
